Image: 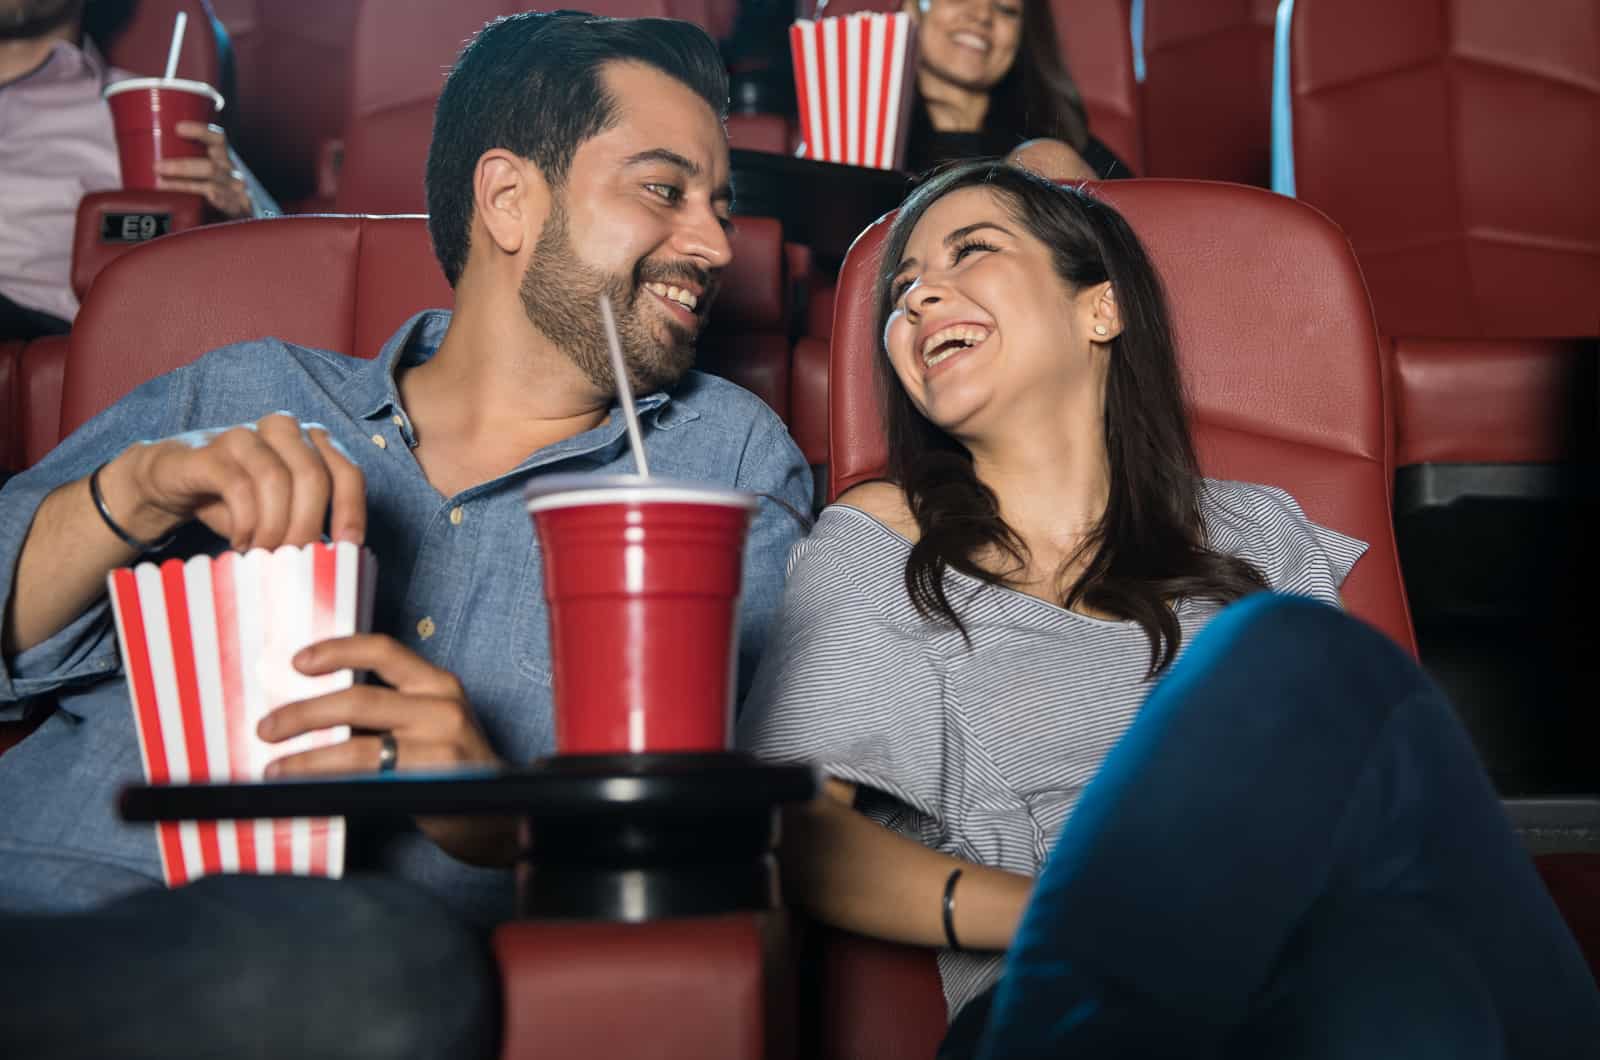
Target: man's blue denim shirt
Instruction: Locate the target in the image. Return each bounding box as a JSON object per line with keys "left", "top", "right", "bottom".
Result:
{"left": 0, "top": 310, "right": 812, "bottom": 923}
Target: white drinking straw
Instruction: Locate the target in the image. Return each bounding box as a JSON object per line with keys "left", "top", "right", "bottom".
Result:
{"left": 598, "top": 294, "right": 650, "bottom": 477}
{"left": 162, "top": 12, "right": 188, "bottom": 82}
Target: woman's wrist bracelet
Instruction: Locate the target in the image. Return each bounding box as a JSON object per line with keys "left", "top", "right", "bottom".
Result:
{"left": 89, "top": 462, "right": 175, "bottom": 554}
{"left": 942, "top": 867, "right": 965, "bottom": 952}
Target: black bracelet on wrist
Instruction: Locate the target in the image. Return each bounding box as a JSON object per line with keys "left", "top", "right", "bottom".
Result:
{"left": 89, "top": 462, "right": 175, "bottom": 554}
{"left": 942, "top": 867, "right": 965, "bottom": 952}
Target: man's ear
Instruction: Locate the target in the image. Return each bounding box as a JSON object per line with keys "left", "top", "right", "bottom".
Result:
{"left": 474, "top": 149, "right": 548, "bottom": 257}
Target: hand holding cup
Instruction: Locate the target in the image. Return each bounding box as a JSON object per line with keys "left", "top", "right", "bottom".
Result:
{"left": 155, "top": 121, "right": 253, "bottom": 218}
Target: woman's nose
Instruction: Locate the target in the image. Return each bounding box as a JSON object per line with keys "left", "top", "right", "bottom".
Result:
{"left": 906, "top": 281, "right": 943, "bottom": 315}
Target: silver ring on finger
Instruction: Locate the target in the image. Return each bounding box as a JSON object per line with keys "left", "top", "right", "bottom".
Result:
{"left": 376, "top": 731, "right": 398, "bottom": 774}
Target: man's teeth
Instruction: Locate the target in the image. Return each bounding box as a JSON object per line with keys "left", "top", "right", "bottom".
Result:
{"left": 921, "top": 325, "right": 991, "bottom": 365}
{"left": 645, "top": 282, "right": 697, "bottom": 311}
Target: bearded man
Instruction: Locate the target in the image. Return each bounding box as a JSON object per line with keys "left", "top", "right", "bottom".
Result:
{"left": 0, "top": 13, "right": 810, "bottom": 1057}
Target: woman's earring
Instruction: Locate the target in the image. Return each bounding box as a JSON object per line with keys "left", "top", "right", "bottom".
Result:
{"left": 1094, "top": 324, "right": 1109, "bottom": 336}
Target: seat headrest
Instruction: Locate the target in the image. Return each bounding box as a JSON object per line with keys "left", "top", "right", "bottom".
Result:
{"left": 709, "top": 217, "right": 786, "bottom": 332}
{"left": 101, "top": 0, "right": 225, "bottom": 85}
{"left": 64, "top": 215, "right": 452, "bottom": 439}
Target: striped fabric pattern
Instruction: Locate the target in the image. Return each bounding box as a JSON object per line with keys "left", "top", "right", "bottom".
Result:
{"left": 739, "top": 479, "right": 1367, "bottom": 1018}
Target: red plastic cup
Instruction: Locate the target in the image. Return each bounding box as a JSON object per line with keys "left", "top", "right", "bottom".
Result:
{"left": 525, "top": 475, "right": 758, "bottom": 756}
{"left": 103, "top": 77, "right": 225, "bottom": 191}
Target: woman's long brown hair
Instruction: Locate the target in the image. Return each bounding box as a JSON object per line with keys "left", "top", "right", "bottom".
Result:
{"left": 874, "top": 162, "right": 1267, "bottom": 674}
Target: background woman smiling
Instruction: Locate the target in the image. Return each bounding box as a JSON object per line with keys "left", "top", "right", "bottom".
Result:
{"left": 900, "top": 0, "right": 1130, "bottom": 179}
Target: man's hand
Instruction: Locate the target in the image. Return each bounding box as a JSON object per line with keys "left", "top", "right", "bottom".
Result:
{"left": 258, "top": 634, "right": 517, "bottom": 867}
{"left": 156, "top": 120, "right": 253, "bottom": 218}
{"left": 107, "top": 412, "right": 367, "bottom": 552}
{"left": 5, "top": 414, "right": 366, "bottom": 657}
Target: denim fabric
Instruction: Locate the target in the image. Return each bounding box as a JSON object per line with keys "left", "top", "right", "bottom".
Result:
{"left": 0, "top": 310, "right": 813, "bottom": 922}
{"left": 966, "top": 594, "right": 1600, "bottom": 1059}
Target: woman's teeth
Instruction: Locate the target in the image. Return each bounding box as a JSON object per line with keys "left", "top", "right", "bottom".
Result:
{"left": 645, "top": 282, "right": 697, "bottom": 311}
{"left": 951, "top": 32, "right": 990, "bottom": 53}
{"left": 921, "top": 325, "right": 991, "bottom": 366}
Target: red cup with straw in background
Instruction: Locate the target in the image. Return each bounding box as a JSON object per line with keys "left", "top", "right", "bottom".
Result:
{"left": 102, "top": 12, "right": 225, "bottom": 191}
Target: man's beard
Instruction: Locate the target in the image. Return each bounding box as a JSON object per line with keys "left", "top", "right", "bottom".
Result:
{"left": 518, "top": 197, "right": 714, "bottom": 397}
{"left": 0, "top": 0, "right": 81, "bottom": 41}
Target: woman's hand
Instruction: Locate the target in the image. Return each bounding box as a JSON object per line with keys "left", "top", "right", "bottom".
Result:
{"left": 781, "top": 778, "right": 1033, "bottom": 951}
{"left": 1006, "top": 138, "right": 1098, "bottom": 183}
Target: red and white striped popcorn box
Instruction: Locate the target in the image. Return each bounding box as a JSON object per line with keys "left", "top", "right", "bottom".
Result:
{"left": 107, "top": 542, "right": 378, "bottom": 887}
{"left": 790, "top": 12, "right": 919, "bottom": 170}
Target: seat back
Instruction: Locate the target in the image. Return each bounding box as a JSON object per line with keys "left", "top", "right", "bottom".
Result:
{"left": 827, "top": 178, "right": 1415, "bottom": 653}
{"left": 61, "top": 216, "right": 450, "bottom": 439}
{"left": 1051, "top": 0, "right": 1143, "bottom": 173}
{"left": 1140, "top": 0, "right": 1275, "bottom": 184}
{"left": 98, "top": 0, "right": 227, "bottom": 86}
{"left": 334, "top": 0, "right": 732, "bottom": 214}
{"left": 208, "top": 0, "right": 363, "bottom": 207}
{"left": 1280, "top": 0, "right": 1600, "bottom": 338}
{"left": 61, "top": 212, "right": 793, "bottom": 440}
{"left": 0, "top": 341, "right": 22, "bottom": 473}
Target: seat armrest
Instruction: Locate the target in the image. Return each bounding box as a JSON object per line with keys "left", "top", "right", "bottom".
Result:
{"left": 0, "top": 339, "right": 21, "bottom": 471}
{"left": 1391, "top": 336, "right": 1595, "bottom": 467}
{"left": 494, "top": 912, "right": 794, "bottom": 1060}
{"left": 73, "top": 191, "right": 207, "bottom": 303}
{"left": 20, "top": 335, "right": 68, "bottom": 467}
{"left": 805, "top": 925, "right": 947, "bottom": 1060}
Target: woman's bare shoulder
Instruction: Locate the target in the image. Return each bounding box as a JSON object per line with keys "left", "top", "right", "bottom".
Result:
{"left": 831, "top": 480, "right": 920, "bottom": 543}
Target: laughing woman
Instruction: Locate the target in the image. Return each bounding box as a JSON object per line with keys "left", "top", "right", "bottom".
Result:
{"left": 738, "top": 161, "right": 1599, "bottom": 1058}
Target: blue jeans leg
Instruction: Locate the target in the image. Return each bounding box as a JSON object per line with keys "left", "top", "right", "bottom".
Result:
{"left": 0, "top": 874, "right": 500, "bottom": 1059}
{"left": 975, "top": 593, "right": 1600, "bottom": 1059}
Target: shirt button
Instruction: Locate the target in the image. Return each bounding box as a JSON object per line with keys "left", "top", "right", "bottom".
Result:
{"left": 417, "top": 616, "right": 436, "bottom": 640}
{"left": 371, "top": 433, "right": 388, "bottom": 450}
{"left": 449, "top": 506, "right": 464, "bottom": 526}
{"left": 391, "top": 414, "right": 404, "bottom": 427}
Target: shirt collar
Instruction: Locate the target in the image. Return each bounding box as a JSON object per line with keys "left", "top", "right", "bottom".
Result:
{"left": 351, "top": 308, "right": 693, "bottom": 432}
{"left": 6, "top": 37, "right": 109, "bottom": 90}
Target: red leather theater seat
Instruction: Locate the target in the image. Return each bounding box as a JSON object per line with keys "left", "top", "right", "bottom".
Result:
{"left": 1283, "top": 0, "right": 1600, "bottom": 340}
{"left": 333, "top": 0, "right": 734, "bottom": 215}
{"left": 207, "top": 0, "right": 362, "bottom": 209}
{"left": 1139, "top": 0, "right": 1275, "bottom": 185}
{"left": 19, "top": 336, "right": 68, "bottom": 469}
{"left": 1051, "top": 0, "right": 1143, "bottom": 174}
{"left": 0, "top": 340, "right": 22, "bottom": 473}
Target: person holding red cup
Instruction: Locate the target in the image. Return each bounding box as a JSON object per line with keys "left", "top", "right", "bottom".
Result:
{"left": 0, "top": 0, "right": 265, "bottom": 339}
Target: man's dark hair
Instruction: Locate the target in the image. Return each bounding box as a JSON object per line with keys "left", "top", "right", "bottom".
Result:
{"left": 426, "top": 11, "right": 729, "bottom": 287}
